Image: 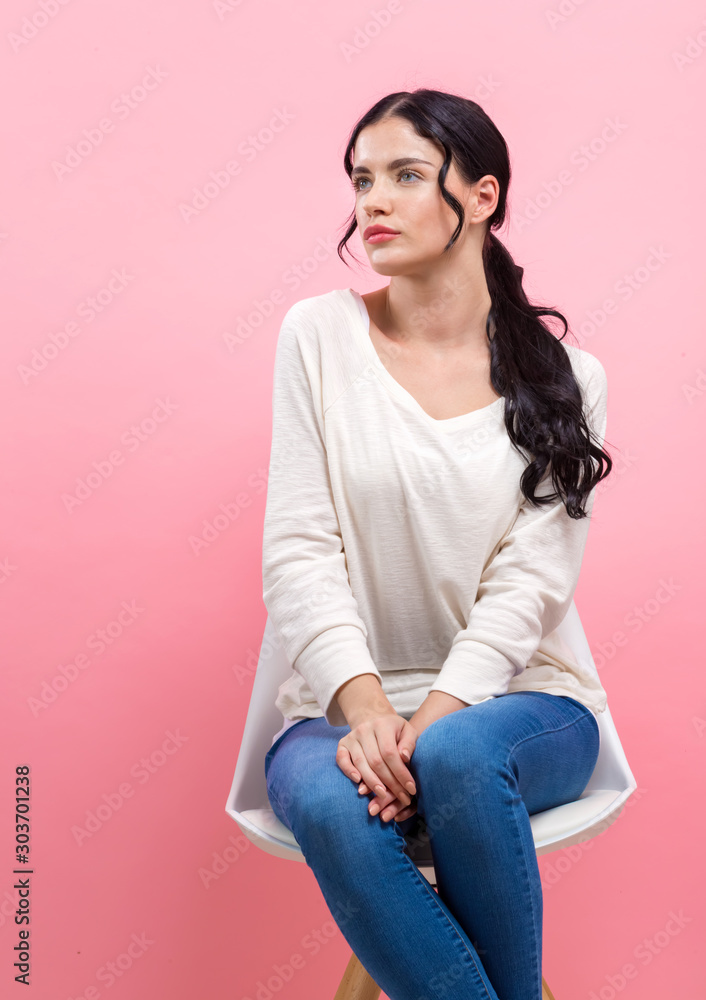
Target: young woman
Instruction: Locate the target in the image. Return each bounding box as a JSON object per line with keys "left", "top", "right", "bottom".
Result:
{"left": 262, "top": 89, "right": 612, "bottom": 1000}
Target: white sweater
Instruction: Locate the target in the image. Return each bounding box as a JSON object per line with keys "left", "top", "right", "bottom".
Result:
{"left": 263, "top": 288, "right": 609, "bottom": 745}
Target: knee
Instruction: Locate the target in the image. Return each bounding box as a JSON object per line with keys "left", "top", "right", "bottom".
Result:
{"left": 276, "top": 774, "right": 392, "bottom": 881}
{"left": 271, "top": 764, "right": 366, "bottom": 842}
{"left": 410, "top": 711, "right": 510, "bottom": 798}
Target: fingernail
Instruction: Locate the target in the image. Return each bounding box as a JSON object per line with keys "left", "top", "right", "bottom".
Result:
{"left": 369, "top": 803, "right": 380, "bottom": 815}
{"left": 375, "top": 783, "right": 385, "bottom": 795}
{"left": 406, "top": 781, "right": 416, "bottom": 794}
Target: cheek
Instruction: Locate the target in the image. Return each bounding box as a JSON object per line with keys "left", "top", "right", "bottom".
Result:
{"left": 408, "top": 199, "right": 454, "bottom": 244}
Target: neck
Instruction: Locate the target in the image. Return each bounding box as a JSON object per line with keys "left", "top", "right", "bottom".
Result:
{"left": 381, "top": 271, "right": 492, "bottom": 354}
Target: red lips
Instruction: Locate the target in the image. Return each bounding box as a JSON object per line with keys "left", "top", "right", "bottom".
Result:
{"left": 364, "top": 224, "right": 400, "bottom": 238}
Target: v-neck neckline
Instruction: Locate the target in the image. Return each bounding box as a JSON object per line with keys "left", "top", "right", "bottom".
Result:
{"left": 344, "top": 288, "right": 505, "bottom": 430}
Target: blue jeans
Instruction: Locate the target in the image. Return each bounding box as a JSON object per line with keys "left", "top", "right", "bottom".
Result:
{"left": 264, "top": 691, "right": 600, "bottom": 1000}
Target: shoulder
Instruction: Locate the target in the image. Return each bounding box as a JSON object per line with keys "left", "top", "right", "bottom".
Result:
{"left": 562, "top": 341, "right": 607, "bottom": 402}
{"left": 275, "top": 289, "right": 361, "bottom": 386}
{"left": 272, "top": 290, "right": 366, "bottom": 409}
{"left": 562, "top": 341, "right": 606, "bottom": 383}
{"left": 279, "top": 288, "right": 349, "bottom": 333}
{"left": 561, "top": 342, "right": 608, "bottom": 435}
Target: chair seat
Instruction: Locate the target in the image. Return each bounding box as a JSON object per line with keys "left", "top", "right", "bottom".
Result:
{"left": 242, "top": 808, "right": 302, "bottom": 851}
{"left": 235, "top": 785, "right": 626, "bottom": 876}
{"left": 529, "top": 787, "right": 622, "bottom": 853}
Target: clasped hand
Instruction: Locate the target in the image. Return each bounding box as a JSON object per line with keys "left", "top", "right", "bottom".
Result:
{"left": 336, "top": 712, "right": 420, "bottom": 824}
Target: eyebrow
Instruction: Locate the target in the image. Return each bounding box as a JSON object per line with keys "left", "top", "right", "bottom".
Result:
{"left": 350, "top": 157, "right": 435, "bottom": 180}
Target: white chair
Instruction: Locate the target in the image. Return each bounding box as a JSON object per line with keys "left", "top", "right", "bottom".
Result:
{"left": 225, "top": 600, "right": 637, "bottom": 1000}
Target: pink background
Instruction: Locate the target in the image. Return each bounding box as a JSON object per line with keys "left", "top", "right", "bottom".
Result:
{"left": 3, "top": 1, "right": 704, "bottom": 997}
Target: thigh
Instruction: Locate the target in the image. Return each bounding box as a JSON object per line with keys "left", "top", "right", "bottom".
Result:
{"left": 265, "top": 716, "right": 362, "bottom": 833}
{"left": 411, "top": 691, "right": 600, "bottom": 817}
{"left": 502, "top": 692, "right": 600, "bottom": 813}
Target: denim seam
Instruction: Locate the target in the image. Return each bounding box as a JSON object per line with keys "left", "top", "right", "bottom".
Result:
{"left": 396, "top": 830, "right": 497, "bottom": 1000}
{"left": 497, "top": 706, "right": 596, "bottom": 993}
{"left": 265, "top": 728, "right": 307, "bottom": 828}
{"left": 503, "top": 707, "right": 597, "bottom": 773}
{"left": 504, "top": 775, "right": 543, "bottom": 994}
{"left": 266, "top": 784, "right": 290, "bottom": 826}
{"left": 264, "top": 760, "right": 292, "bottom": 828}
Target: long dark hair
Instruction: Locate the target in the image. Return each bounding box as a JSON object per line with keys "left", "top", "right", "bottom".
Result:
{"left": 336, "top": 89, "right": 612, "bottom": 519}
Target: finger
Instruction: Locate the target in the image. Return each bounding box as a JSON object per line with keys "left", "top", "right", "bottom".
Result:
{"left": 390, "top": 755, "right": 417, "bottom": 797}
{"left": 381, "top": 796, "right": 417, "bottom": 823}
{"left": 398, "top": 721, "right": 417, "bottom": 761}
{"left": 367, "top": 751, "right": 411, "bottom": 806}
{"left": 379, "top": 799, "right": 403, "bottom": 822}
{"left": 379, "top": 796, "right": 418, "bottom": 823}
{"left": 335, "top": 743, "right": 362, "bottom": 784}
{"left": 350, "top": 732, "right": 414, "bottom": 805}
{"left": 347, "top": 742, "right": 397, "bottom": 804}
{"left": 369, "top": 732, "right": 416, "bottom": 802}
{"left": 393, "top": 732, "right": 417, "bottom": 795}
{"left": 345, "top": 731, "right": 408, "bottom": 804}
{"left": 367, "top": 787, "right": 396, "bottom": 816}
{"left": 391, "top": 802, "right": 417, "bottom": 822}
{"left": 351, "top": 731, "right": 411, "bottom": 805}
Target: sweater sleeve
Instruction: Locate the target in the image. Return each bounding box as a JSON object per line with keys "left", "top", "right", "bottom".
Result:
{"left": 428, "top": 354, "right": 608, "bottom": 707}
{"left": 261, "top": 301, "right": 383, "bottom": 726}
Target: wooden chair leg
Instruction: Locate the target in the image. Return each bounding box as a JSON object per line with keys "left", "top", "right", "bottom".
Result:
{"left": 333, "top": 951, "right": 381, "bottom": 1000}
{"left": 542, "top": 975, "right": 557, "bottom": 1000}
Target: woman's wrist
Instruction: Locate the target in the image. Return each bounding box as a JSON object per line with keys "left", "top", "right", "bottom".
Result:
{"left": 409, "top": 690, "right": 469, "bottom": 735}
{"left": 333, "top": 673, "right": 395, "bottom": 729}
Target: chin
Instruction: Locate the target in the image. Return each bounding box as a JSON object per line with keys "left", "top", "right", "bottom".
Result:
{"left": 367, "top": 255, "right": 429, "bottom": 278}
{"left": 368, "top": 262, "right": 400, "bottom": 276}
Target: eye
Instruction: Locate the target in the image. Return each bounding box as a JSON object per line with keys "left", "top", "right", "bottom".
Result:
{"left": 352, "top": 169, "right": 421, "bottom": 192}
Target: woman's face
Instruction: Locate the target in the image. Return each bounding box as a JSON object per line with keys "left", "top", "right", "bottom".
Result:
{"left": 351, "top": 116, "right": 481, "bottom": 277}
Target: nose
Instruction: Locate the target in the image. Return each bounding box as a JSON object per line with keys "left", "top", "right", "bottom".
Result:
{"left": 358, "top": 176, "right": 393, "bottom": 214}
